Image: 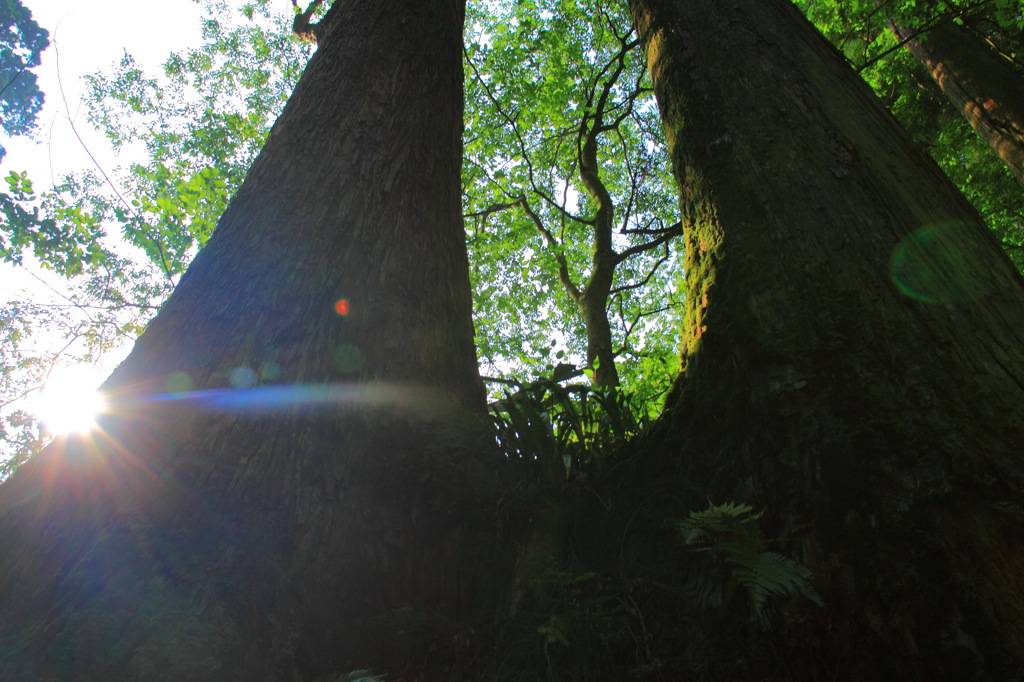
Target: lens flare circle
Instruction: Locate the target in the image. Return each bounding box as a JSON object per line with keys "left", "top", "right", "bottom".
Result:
{"left": 890, "top": 222, "right": 1008, "bottom": 304}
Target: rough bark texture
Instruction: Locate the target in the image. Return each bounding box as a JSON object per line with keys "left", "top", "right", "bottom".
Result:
{"left": 896, "top": 19, "right": 1024, "bottom": 186}
{"left": 629, "top": 0, "right": 1024, "bottom": 678}
{"left": 0, "top": 1, "right": 500, "bottom": 680}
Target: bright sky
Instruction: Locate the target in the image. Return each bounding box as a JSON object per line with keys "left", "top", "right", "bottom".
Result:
{"left": 6, "top": 0, "right": 204, "bottom": 183}
{"left": 2, "top": 0, "right": 210, "bottom": 441}
{"left": 4, "top": 0, "right": 206, "bottom": 288}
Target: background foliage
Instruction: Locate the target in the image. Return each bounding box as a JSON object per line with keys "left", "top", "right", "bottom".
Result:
{"left": 464, "top": 0, "right": 682, "bottom": 390}
{"left": 0, "top": 0, "right": 48, "bottom": 160}
{"left": 2, "top": 0, "right": 1022, "bottom": 485}
{"left": 797, "top": 0, "right": 1024, "bottom": 265}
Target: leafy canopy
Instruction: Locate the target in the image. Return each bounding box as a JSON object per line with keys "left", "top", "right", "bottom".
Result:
{"left": 465, "top": 0, "right": 681, "bottom": 394}
{"left": 0, "top": 0, "right": 48, "bottom": 159}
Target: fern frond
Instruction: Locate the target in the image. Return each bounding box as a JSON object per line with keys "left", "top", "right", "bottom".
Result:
{"left": 669, "top": 502, "right": 822, "bottom": 621}
{"left": 669, "top": 501, "right": 760, "bottom": 544}
{"left": 726, "top": 550, "right": 822, "bottom": 616}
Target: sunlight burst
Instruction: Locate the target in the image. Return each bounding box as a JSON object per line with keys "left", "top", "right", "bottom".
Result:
{"left": 34, "top": 370, "right": 106, "bottom": 436}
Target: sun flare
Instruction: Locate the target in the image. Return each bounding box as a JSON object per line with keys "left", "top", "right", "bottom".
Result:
{"left": 34, "top": 370, "right": 106, "bottom": 436}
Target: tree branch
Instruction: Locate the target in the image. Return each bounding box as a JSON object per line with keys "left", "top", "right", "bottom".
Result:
{"left": 464, "top": 44, "right": 589, "bottom": 226}
{"left": 611, "top": 246, "right": 672, "bottom": 296}
{"left": 291, "top": 0, "right": 326, "bottom": 43}
{"left": 613, "top": 222, "right": 681, "bottom": 265}
{"left": 518, "top": 196, "right": 582, "bottom": 302}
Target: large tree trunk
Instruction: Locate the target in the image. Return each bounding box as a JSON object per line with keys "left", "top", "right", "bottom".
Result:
{"left": 628, "top": 0, "right": 1024, "bottom": 678}
{"left": 0, "top": 1, "right": 500, "bottom": 680}
{"left": 894, "top": 18, "right": 1024, "bottom": 186}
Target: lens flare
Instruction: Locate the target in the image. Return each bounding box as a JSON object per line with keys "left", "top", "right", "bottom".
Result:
{"left": 331, "top": 344, "right": 364, "bottom": 373}
{"left": 890, "top": 222, "right": 1009, "bottom": 304}
{"left": 229, "top": 366, "right": 257, "bottom": 389}
{"left": 166, "top": 371, "right": 194, "bottom": 393}
{"left": 145, "top": 381, "right": 423, "bottom": 414}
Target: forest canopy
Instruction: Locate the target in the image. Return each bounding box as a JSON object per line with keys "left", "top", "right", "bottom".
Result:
{"left": 1, "top": 0, "right": 1022, "bottom": 475}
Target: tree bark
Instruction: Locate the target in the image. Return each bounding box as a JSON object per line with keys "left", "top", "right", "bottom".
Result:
{"left": 0, "top": 1, "right": 500, "bottom": 680}
{"left": 629, "top": 0, "right": 1024, "bottom": 678}
{"left": 895, "top": 18, "right": 1024, "bottom": 186}
{"left": 576, "top": 88, "right": 622, "bottom": 388}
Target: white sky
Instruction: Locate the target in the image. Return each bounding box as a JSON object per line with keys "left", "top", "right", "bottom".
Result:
{"left": 3, "top": 0, "right": 212, "bottom": 296}
{"left": 3, "top": 0, "right": 207, "bottom": 291}
{"left": 1, "top": 1, "right": 212, "bottom": 434}
{"left": 5, "top": 0, "right": 205, "bottom": 183}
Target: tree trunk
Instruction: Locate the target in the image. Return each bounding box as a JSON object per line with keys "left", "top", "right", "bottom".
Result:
{"left": 629, "top": 0, "right": 1024, "bottom": 678}
{"left": 0, "top": 1, "right": 501, "bottom": 680}
{"left": 577, "top": 103, "right": 622, "bottom": 388}
{"left": 578, "top": 291, "right": 620, "bottom": 387}
{"left": 895, "top": 18, "right": 1024, "bottom": 186}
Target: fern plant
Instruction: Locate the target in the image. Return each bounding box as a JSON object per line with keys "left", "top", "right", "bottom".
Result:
{"left": 670, "top": 502, "right": 822, "bottom": 622}
{"left": 490, "top": 373, "right": 650, "bottom": 477}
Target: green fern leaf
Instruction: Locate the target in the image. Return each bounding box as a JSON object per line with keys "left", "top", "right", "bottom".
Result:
{"left": 670, "top": 502, "right": 822, "bottom": 620}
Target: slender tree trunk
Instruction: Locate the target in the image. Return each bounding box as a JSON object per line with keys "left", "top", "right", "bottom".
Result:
{"left": 894, "top": 18, "right": 1024, "bottom": 186}
{"left": 0, "top": 1, "right": 500, "bottom": 680}
{"left": 629, "top": 0, "right": 1024, "bottom": 678}
{"left": 578, "top": 290, "right": 620, "bottom": 387}
{"left": 577, "top": 110, "right": 621, "bottom": 388}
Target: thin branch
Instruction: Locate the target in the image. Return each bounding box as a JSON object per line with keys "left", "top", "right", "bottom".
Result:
{"left": 464, "top": 45, "right": 588, "bottom": 225}
{"left": 611, "top": 247, "right": 672, "bottom": 296}
{"left": 465, "top": 199, "right": 521, "bottom": 222}
{"left": 518, "top": 196, "right": 582, "bottom": 302}
{"left": 0, "top": 45, "right": 45, "bottom": 101}
{"left": 25, "top": 269, "right": 100, "bottom": 327}
{"left": 614, "top": 295, "right": 635, "bottom": 350}
{"left": 600, "top": 65, "right": 647, "bottom": 136}
{"left": 621, "top": 222, "right": 679, "bottom": 235}
{"left": 480, "top": 375, "right": 523, "bottom": 386}
{"left": 865, "top": 19, "right": 946, "bottom": 72}
{"left": 0, "top": 385, "right": 43, "bottom": 411}
{"left": 52, "top": 41, "right": 176, "bottom": 284}
{"left": 833, "top": 0, "right": 903, "bottom": 55}
{"left": 613, "top": 222, "right": 682, "bottom": 265}
{"left": 869, "top": 1, "right": 999, "bottom": 73}
{"left": 615, "top": 301, "right": 675, "bottom": 355}
{"left": 963, "top": 16, "right": 1024, "bottom": 70}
